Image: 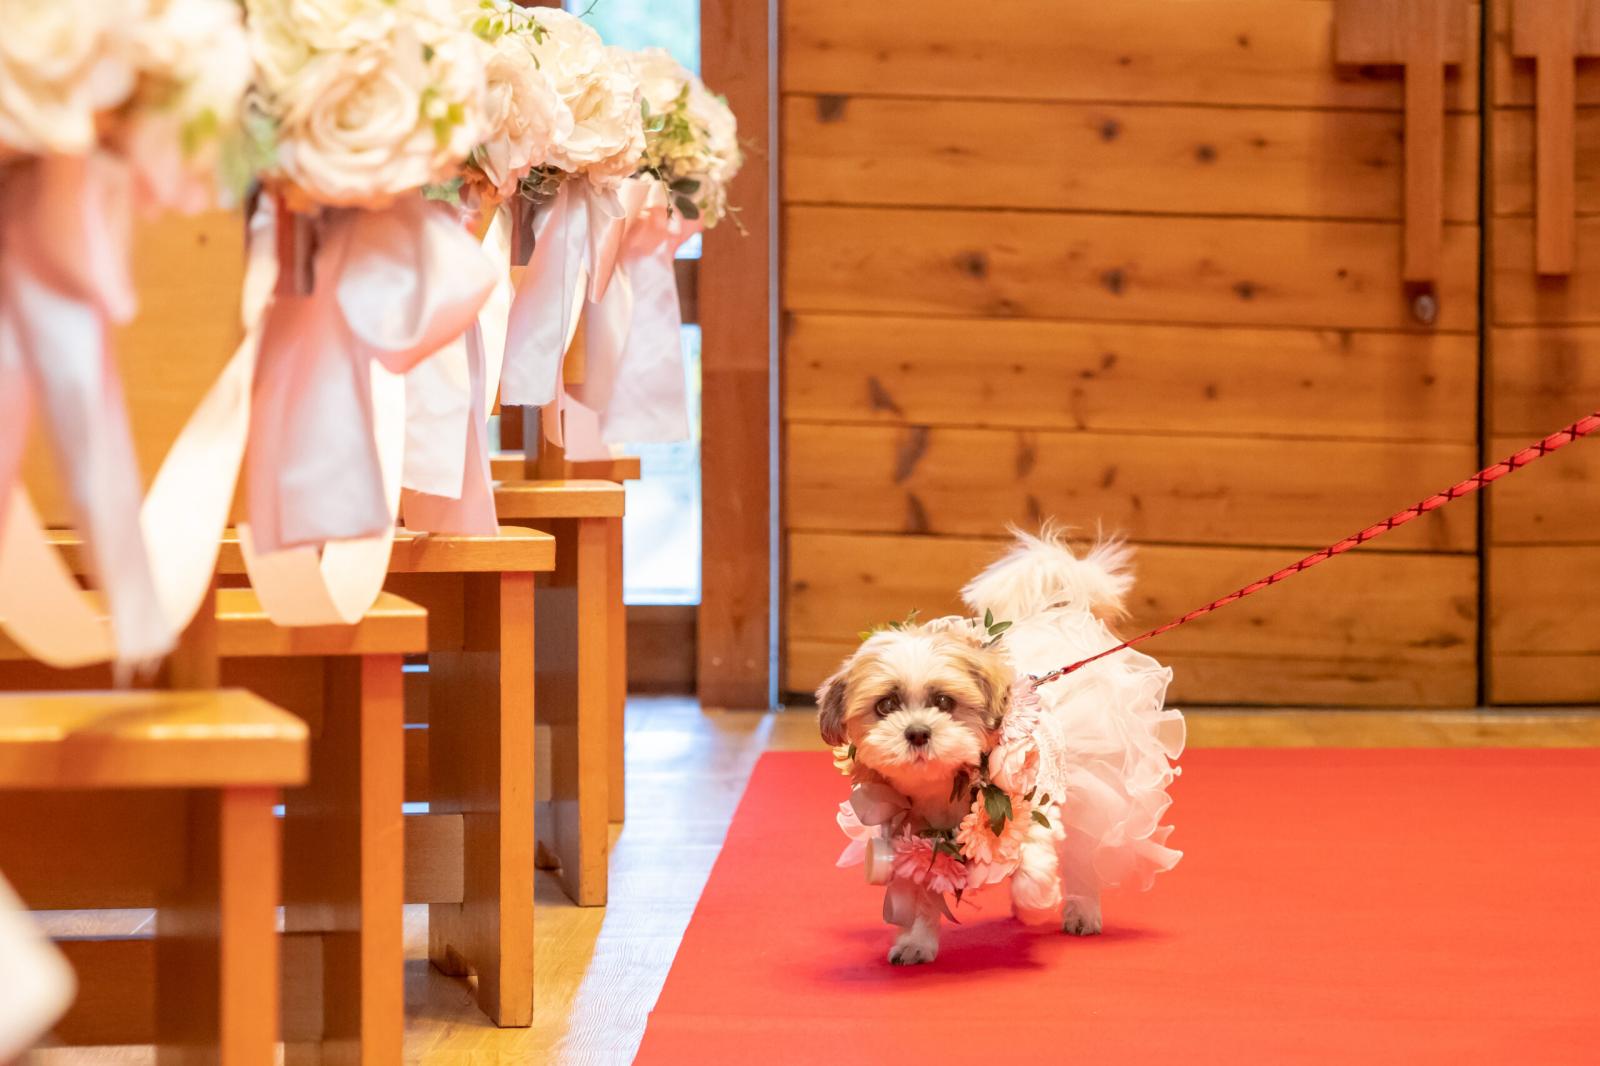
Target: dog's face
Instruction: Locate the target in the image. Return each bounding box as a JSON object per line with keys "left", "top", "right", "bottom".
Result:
{"left": 817, "top": 626, "right": 1012, "bottom": 795}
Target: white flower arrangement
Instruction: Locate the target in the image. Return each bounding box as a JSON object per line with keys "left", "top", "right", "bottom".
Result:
{"left": 524, "top": 9, "right": 644, "bottom": 191}
{"left": 630, "top": 47, "right": 741, "bottom": 226}
{"left": 0, "top": 0, "right": 252, "bottom": 207}
{"left": 245, "top": 0, "right": 491, "bottom": 209}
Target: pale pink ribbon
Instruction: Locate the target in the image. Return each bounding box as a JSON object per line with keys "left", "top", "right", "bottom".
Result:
{"left": 0, "top": 154, "right": 268, "bottom": 669}
{"left": 498, "top": 179, "right": 628, "bottom": 411}
{"left": 0, "top": 872, "right": 74, "bottom": 1060}
{"left": 399, "top": 207, "right": 512, "bottom": 535}
{"left": 240, "top": 195, "right": 496, "bottom": 624}
{"left": 549, "top": 179, "right": 700, "bottom": 460}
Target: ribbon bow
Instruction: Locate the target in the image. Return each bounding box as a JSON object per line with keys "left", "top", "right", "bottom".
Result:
{"left": 241, "top": 195, "right": 496, "bottom": 624}
{"left": 551, "top": 178, "right": 698, "bottom": 459}
{"left": 498, "top": 179, "right": 627, "bottom": 409}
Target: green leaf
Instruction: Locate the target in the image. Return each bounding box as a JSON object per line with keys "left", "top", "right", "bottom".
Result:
{"left": 669, "top": 177, "right": 702, "bottom": 194}
{"left": 1031, "top": 810, "right": 1051, "bottom": 829}
{"left": 676, "top": 197, "right": 701, "bottom": 221}
{"left": 983, "top": 609, "right": 994, "bottom": 629}
{"left": 987, "top": 620, "right": 1012, "bottom": 637}
{"left": 422, "top": 177, "right": 464, "bottom": 205}
{"left": 982, "top": 785, "right": 1012, "bottom": 836}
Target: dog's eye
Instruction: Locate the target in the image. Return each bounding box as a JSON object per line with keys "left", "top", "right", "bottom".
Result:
{"left": 933, "top": 693, "right": 956, "bottom": 713}
{"left": 874, "top": 695, "right": 897, "bottom": 717}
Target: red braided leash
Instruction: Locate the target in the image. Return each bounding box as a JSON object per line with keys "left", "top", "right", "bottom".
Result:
{"left": 1027, "top": 409, "right": 1600, "bottom": 689}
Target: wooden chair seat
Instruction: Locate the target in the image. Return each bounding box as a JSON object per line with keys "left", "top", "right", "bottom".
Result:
{"left": 40, "top": 525, "right": 560, "bottom": 1027}
{"left": 490, "top": 451, "right": 641, "bottom": 483}
{"left": 0, "top": 689, "right": 307, "bottom": 790}
{"left": 47, "top": 525, "right": 558, "bottom": 578}
{"left": 0, "top": 689, "right": 306, "bottom": 1063}
{"left": 0, "top": 588, "right": 426, "bottom": 662}
{"left": 0, "top": 584, "right": 424, "bottom": 1061}
{"left": 492, "top": 478, "right": 625, "bottom": 519}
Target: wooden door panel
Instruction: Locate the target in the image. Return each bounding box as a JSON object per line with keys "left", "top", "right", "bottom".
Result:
{"left": 785, "top": 314, "right": 1478, "bottom": 442}
{"left": 782, "top": 0, "right": 1480, "bottom": 111}
{"left": 786, "top": 532, "right": 1477, "bottom": 706}
{"left": 786, "top": 423, "right": 1477, "bottom": 552}
{"left": 785, "top": 206, "right": 1480, "bottom": 331}
{"left": 784, "top": 96, "right": 1480, "bottom": 221}
{"left": 1486, "top": 0, "right": 1600, "bottom": 701}
{"left": 781, "top": 0, "right": 1483, "bottom": 705}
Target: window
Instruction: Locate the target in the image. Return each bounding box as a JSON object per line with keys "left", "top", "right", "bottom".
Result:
{"left": 575, "top": 0, "right": 703, "bottom": 606}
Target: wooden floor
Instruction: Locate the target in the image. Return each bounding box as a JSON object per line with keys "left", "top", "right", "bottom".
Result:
{"left": 29, "top": 699, "right": 1600, "bottom": 1065}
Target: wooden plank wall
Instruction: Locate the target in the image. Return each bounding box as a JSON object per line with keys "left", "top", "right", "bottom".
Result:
{"left": 779, "top": 0, "right": 1483, "bottom": 705}
{"left": 1486, "top": 0, "right": 1600, "bottom": 703}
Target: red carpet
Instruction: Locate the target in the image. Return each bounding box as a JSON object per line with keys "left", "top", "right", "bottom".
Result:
{"left": 636, "top": 749, "right": 1600, "bottom": 1064}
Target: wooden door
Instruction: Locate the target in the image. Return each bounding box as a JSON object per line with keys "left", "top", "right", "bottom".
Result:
{"left": 1487, "top": 0, "right": 1600, "bottom": 703}
{"left": 780, "top": 0, "right": 1483, "bottom": 705}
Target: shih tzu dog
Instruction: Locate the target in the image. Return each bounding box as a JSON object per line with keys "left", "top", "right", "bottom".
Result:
{"left": 818, "top": 527, "right": 1185, "bottom": 966}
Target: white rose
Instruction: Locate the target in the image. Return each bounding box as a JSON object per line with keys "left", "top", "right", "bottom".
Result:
{"left": 271, "top": 21, "right": 487, "bottom": 206}
{"left": 631, "top": 47, "right": 688, "bottom": 117}
{"left": 528, "top": 13, "right": 643, "bottom": 187}
{"left": 476, "top": 34, "right": 571, "bottom": 197}
{"left": 0, "top": 0, "right": 140, "bottom": 155}
{"left": 626, "top": 47, "right": 740, "bottom": 224}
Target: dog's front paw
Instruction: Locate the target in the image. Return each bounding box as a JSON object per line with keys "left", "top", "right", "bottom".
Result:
{"left": 888, "top": 931, "right": 939, "bottom": 966}
{"left": 1062, "top": 895, "right": 1102, "bottom": 937}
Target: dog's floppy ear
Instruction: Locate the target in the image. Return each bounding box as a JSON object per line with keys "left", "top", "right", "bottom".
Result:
{"left": 816, "top": 671, "right": 849, "bottom": 747}
{"left": 953, "top": 644, "right": 1012, "bottom": 732}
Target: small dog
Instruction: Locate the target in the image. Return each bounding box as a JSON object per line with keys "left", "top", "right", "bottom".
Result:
{"left": 818, "top": 527, "right": 1185, "bottom": 965}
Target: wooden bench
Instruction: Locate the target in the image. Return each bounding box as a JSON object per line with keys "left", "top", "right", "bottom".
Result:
{"left": 492, "top": 481, "right": 622, "bottom": 909}
{"left": 0, "top": 689, "right": 307, "bottom": 1064}
{"left": 498, "top": 424, "right": 642, "bottom": 828}
{"left": 1, "top": 587, "right": 425, "bottom": 1064}
{"left": 47, "top": 525, "right": 560, "bottom": 1027}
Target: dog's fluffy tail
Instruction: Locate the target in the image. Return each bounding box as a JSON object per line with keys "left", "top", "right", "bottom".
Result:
{"left": 960, "top": 524, "right": 1134, "bottom": 623}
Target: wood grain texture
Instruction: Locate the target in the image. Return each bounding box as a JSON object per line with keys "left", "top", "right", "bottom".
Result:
{"left": 783, "top": 206, "right": 1480, "bottom": 331}
{"left": 782, "top": 0, "right": 1480, "bottom": 111}
{"left": 1486, "top": 326, "right": 1600, "bottom": 432}
{"left": 783, "top": 95, "right": 1479, "bottom": 220}
{"left": 786, "top": 639, "right": 1478, "bottom": 708}
{"left": 606, "top": 517, "right": 626, "bottom": 822}
{"left": 1491, "top": 107, "right": 1600, "bottom": 217}
{"left": 425, "top": 571, "right": 537, "bottom": 1026}
{"left": 214, "top": 589, "right": 429, "bottom": 658}
{"left": 784, "top": 314, "right": 1477, "bottom": 442}
{"left": 1490, "top": 653, "right": 1600, "bottom": 703}
{"left": 785, "top": 423, "right": 1477, "bottom": 551}
{"left": 20, "top": 210, "right": 246, "bottom": 527}
{"left": 699, "top": 0, "right": 775, "bottom": 710}
{"left": 493, "top": 479, "right": 625, "bottom": 519}
{"left": 156, "top": 788, "right": 281, "bottom": 1066}
{"left": 1492, "top": 214, "right": 1600, "bottom": 322}
{"left": 281, "top": 655, "right": 405, "bottom": 1066}
{"left": 1491, "top": 0, "right": 1600, "bottom": 105}
{"left": 519, "top": 517, "right": 611, "bottom": 907}
{"left": 0, "top": 690, "right": 307, "bottom": 790}
{"left": 1489, "top": 545, "right": 1600, "bottom": 654}
{"left": 1486, "top": 434, "right": 1600, "bottom": 543}
{"left": 1510, "top": 0, "right": 1581, "bottom": 273}
{"left": 786, "top": 532, "right": 1477, "bottom": 704}
{"left": 489, "top": 452, "right": 642, "bottom": 483}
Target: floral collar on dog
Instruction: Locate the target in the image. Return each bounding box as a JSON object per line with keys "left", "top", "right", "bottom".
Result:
{"left": 835, "top": 681, "right": 1054, "bottom": 910}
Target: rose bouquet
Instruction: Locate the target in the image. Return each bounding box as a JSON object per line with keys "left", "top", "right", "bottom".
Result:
{"left": 489, "top": 5, "right": 646, "bottom": 413}
{"left": 237, "top": 0, "right": 502, "bottom": 621}
{"left": 537, "top": 46, "right": 742, "bottom": 460}
{"left": 0, "top": 0, "right": 255, "bottom": 667}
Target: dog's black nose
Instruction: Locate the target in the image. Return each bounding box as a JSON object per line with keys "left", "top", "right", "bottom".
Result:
{"left": 905, "top": 725, "right": 931, "bottom": 748}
